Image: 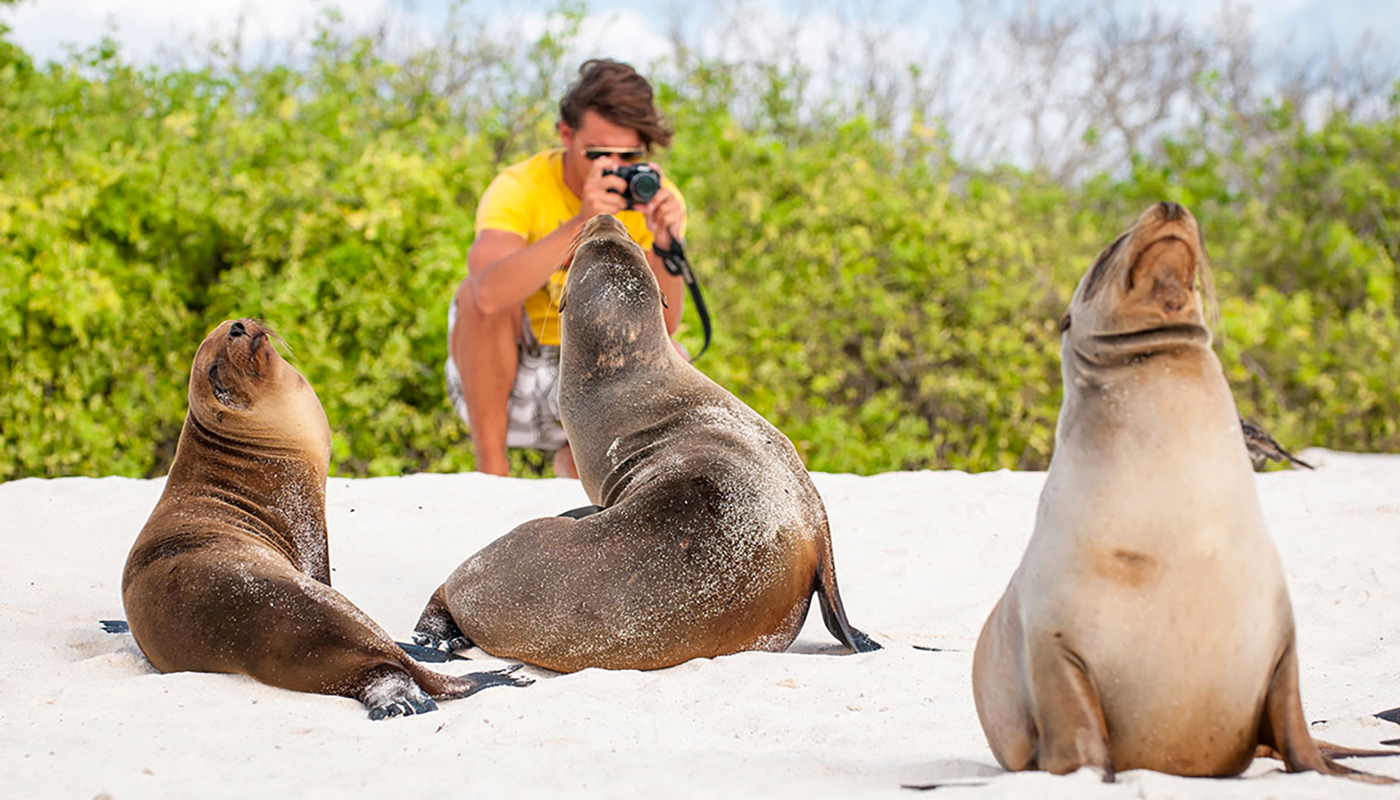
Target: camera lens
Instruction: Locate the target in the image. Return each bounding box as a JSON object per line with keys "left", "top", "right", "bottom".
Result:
{"left": 629, "top": 171, "right": 660, "bottom": 204}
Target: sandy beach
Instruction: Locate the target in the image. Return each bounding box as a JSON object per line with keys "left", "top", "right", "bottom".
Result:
{"left": 2, "top": 449, "right": 1396, "bottom": 798}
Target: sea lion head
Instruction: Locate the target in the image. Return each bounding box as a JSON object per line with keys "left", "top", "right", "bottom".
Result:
{"left": 187, "top": 319, "right": 331, "bottom": 460}
{"left": 559, "top": 214, "right": 673, "bottom": 376}
{"left": 1062, "top": 202, "right": 1216, "bottom": 364}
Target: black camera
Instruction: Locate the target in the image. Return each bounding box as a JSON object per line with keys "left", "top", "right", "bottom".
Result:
{"left": 604, "top": 163, "right": 661, "bottom": 209}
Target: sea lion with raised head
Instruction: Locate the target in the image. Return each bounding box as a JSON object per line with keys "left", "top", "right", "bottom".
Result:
{"left": 970, "top": 203, "right": 1394, "bottom": 783}
{"left": 122, "top": 319, "right": 531, "bottom": 719}
{"left": 413, "top": 214, "right": 879, "bottom": 672}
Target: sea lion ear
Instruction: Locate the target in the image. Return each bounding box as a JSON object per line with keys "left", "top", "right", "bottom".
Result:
{"left": 660, "top": 293, "right": 669, "bottom": 309}
{"left": 1059, "top": 312, "right": 1072, "bottom": 333}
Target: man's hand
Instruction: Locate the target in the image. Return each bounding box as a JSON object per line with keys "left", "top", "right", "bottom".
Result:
{"left": 577, "top": 156, "right": 629, "bottom": 221}
{"left": 638, "top": 164, "right": 685, "bottom": 250}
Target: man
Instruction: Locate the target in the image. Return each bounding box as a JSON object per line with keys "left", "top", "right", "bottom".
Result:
{"left": 447, "top": 59, "right": 688, "bottom": 478}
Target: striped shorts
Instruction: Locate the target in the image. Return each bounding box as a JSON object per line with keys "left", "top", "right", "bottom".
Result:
{"left": 445, "top": 301, "right": 568, "bottom": 452}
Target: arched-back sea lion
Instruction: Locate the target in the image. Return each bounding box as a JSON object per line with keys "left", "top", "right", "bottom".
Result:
{"left": 122, "top": 319, "right": 530, "bottom": 719}
{"left": 413, "top": 215, "right": 879, "bottom": 673}
{"left": 970, "top": 203, "right": 1394, "bottom": 783}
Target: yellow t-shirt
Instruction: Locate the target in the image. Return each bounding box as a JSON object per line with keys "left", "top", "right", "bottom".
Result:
{"left": 474, "top": 148, "right": 685, "bottom": 346}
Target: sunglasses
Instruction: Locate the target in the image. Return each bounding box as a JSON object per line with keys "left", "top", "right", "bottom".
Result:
{"left": 584, "top": 147, "right": 646, "bottom": 163}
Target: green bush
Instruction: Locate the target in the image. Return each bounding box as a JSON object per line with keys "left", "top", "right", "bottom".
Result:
{"left": 2, "top": 23, "right": 1398, "bottom": 480}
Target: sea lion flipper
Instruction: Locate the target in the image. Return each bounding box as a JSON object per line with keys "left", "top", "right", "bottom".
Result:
{"left": 455, "top": 665, "right": 535, "bottom": 695}
{"left": 557, "top": 504, "right": 604, "bottom": 519}
{"left": 1028, "top": 642, "right": 1113, "bottom": 781}
{"left": 1259, "top": 641, "right": 1397, "bottom": 783}
{"left": 1255, "top": 742, "right": 1283, "bottom": 760}
{"left": 845, "top": 628, "right": 881, "bottom": 652}
{"left": 360, "top": 667, "right": 440, "bottom": 721}
{"left": 409, "top": 663, "right": 534, "bottom": 701}
{"left": 973, "top": 596, "right": 1038, "bottom": 772}
{"left": 1314, "top": 740, "right": 1400, "bottom": 760}
{"left": 412, "top": 584, "right": 467, "bottom": 650}
{"left": 814, "top": 546, "right": 881, "bottom": 652}
{"left": 396, "top": 641, "right": 469, "bottom": 663}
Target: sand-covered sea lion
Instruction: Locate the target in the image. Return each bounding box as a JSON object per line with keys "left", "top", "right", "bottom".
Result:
{"left": 414, "top": 214, "right": 879, "bottom": 672}
{"left": 970, "top": 203, "right": 1394, "bottom": 782}
{"left": 122, "top": 319, "right": 530, "bottom": 719}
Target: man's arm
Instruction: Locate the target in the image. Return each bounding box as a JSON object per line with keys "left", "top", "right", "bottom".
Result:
{"left": 473, "top": 229, "right": 684, "bottom": 334}
{"left": 466, "top": 223, "right": 581, "bottom": 315}
{"left": 467, "top": 156, "right": 629, "bottom": 315}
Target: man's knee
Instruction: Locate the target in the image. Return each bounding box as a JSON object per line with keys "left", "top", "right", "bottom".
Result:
{"left": 454, "top": 277, "right": 520, "bottom": 336}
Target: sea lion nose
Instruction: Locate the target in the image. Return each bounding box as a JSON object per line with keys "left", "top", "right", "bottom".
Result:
{"left": 583, "top": 213, "right": 627, "bottom": 238}
{"left": 1158, "top": 202, "right": 1184, "bottom": 221}
{"left": 229, "top": 321, "right": 247, "bottom": 338}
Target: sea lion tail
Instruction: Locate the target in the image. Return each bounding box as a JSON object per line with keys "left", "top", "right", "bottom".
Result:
{"left": 814, "top": 540, "right": 881, "bottom": 653}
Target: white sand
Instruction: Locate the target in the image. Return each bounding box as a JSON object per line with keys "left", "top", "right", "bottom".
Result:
{"left": 1, "top": 449, "right": 1396, "bottom": 798}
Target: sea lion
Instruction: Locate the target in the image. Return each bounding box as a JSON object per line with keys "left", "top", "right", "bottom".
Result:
{"left": 122, "top": 319, "right": 530, "bottom": 719}
{"left": 970, "top": 202, "right": 1394, "bottom": 783}
{"left": 414, "top": 214, "right": 879, "bottom": 673}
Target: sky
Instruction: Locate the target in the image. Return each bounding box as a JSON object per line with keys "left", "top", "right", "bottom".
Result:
{"left": 3, "top": 0, "right": 1398, "bottom": 70}
{"left": 3, "top": 0, "right": 1395, "bottom": 176}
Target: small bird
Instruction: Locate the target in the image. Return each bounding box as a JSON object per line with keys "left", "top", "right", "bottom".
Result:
{"left": 1241, "top": 418, "right": 1314, "bottom": 471}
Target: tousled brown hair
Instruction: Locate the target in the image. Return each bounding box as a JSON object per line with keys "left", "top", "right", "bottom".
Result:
{"left": 559, "top": 59, "right": 673, "bottom": 151}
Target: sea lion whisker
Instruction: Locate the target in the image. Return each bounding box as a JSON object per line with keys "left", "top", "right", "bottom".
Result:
{"left": 265, "top": 328, "right": 295, "bottom": 362}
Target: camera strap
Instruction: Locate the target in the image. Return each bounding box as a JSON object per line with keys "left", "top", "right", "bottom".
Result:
{"left": 653, "top": 235, "right": 711, "bottom": 360}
